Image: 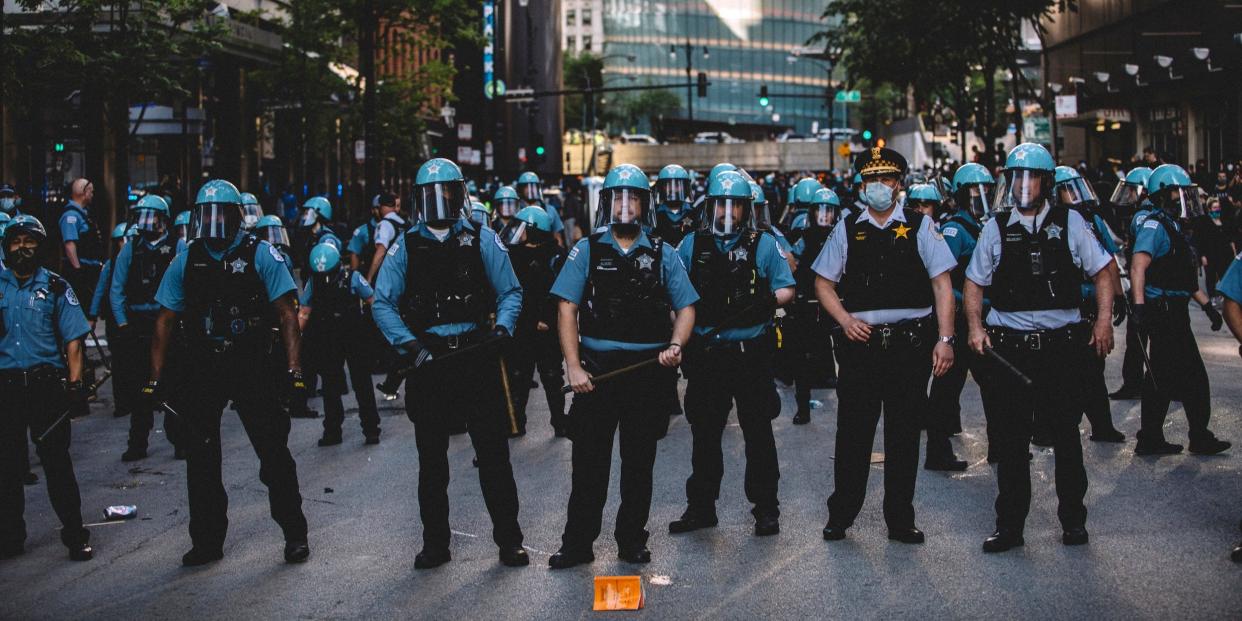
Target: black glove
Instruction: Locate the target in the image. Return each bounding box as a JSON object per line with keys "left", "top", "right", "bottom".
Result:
{"left": 399, "top": 341, "right": 434, "bottom": 370}
{"left": 139, "top": 379, "right": 161, "bottom": 410}
{"left": 1112, "top": 295, "right": 1128, "bottom": 327}
{"left": 491, "top": 325, "right": 511, "bottom": 341}
{"left": 288, "top": 369, "right": 309, "bottom": 402}
{"left": 1201, "top": 301, "right": 1224, "bottom": 332}
{"left": 1131, "top": 303, "right": 1147, "bottom": 332}
{"left": 66, "top": 380, "right": 90, "bottom": 419}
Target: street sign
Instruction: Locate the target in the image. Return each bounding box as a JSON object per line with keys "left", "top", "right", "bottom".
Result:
{"left": 354, "top": 140, "right": 365, "bottom": 163}
{"left": 1024, "top": 116, "right": 1052, "bottom": 143}
{"left": 837, "top": 143, "right": 851, "bottom": 158}
{"left": 834, "top": 90, "right": 861, "bottom": 103}
{"left": 506, "top": 87, "right": 534, "bottom": 103}
{"left": 457, "top": 123, "right": 473, "bottom": 141}
{"left": 1055, "top": 95, "right": 1077, "bottom": 119}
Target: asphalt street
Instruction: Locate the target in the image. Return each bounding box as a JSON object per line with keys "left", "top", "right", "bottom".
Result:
{"left": 2, "top": 316, "right": 1241, "bottom": 620}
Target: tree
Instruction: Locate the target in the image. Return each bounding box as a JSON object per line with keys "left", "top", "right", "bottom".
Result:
{"left": 563, "top": 51, "right": 604, "bottom": 131}
{"left": 619, "top": 88, "right": 681, "bottom": 138}
{"left": 814, "top": 0, "right": 1073, "bottom": 164}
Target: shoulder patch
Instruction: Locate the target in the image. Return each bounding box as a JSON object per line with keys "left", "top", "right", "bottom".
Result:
{"left": 492, "top": 229, "right": 508, "bottom": 252}
{"left": 567, "top": 245, "right": 581, "bottom": 262}
{"left": 942, "top": 226, "right": 958, "bottom": 237}
{"left": 268, "top": 244, "right": 285, "bottom": 263}
{"left": 65, "top": 215, "right": 78, "bottom": 224}
{"left": 64, "top": 286, "right": 80, "bottom": 306}
{"left": 386, "top": 240, "right": 401, "bottom": 257}
{"left": 1143, "top": 220, "right": 1160, "bottom": 230}
{"left": 357, "top": 274, "right": 370, "bottom": 288}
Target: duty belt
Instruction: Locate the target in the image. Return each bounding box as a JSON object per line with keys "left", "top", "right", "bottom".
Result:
{"left": 420, "top": 329, "right": 487, "bottom": 356}
{"left": 0, "top": 365, "right": 65, "bottom": 388}
{"left": 859, "top": 316, "right": 934, "bottom": 350}
{"left": 986, "top": 323, "right": 1088, "bottom": 351}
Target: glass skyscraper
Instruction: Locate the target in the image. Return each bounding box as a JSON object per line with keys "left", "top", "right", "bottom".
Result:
{"left": 601, "top": 0, "right": 841, "bottom": 135}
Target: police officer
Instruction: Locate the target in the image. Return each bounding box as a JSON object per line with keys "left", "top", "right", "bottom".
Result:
{"left": 371, "top": 158, "right": 528, "bottom": 569}
{"left": 347, "top": 194, "right": 382, "bottom": 273}
{"left": 1109, "top": 166, "right": 1154, "bottom": 399}
{"left": 0, "top": 183, "right": 23, "bottom": 216}
{"left": 298, "top": 242, "right": 380, "bottom": 446}
{"left": 1215, "top": 253, "right": 1242, "bottom": 562}
{"left": 653, "top": 164, "right": 697, "bottom": 246}
{"left": 110, "top": 194, "right": 183, "bottom": 461}
{"left": 780, "top": 177, "right": 823, "bottom": 235}
{"left": 0, "top": 215, "right": 94, "bottom": 561}
{"left": 255, "top": 215, "right": 294, "bottom": 266}
{"left": 502, "top": 206, "right": 567, "bottom": 436}
{"left": 60, "top": 178, "right": 104, "bottom": 309}
{"left": 669, "top": 169, "right": 793, "bottom": 537}
{"left": 925, "top": 163, "right": 1000, "bottom": 466}
{"left": 964, "top": 143, "right": 1116, "bottom": 553}
{"left": 1053, "top": 166, "right": 1126, "bottom": 443}
{"left": 1129, "top": 164, "right": 1230, "bottom": 456}
{"left": 470, "top": 201, "right": 493, "bottom": 227}
{"left": 516, "top": 171, "right": 567, "bottom": 246}
{"left": 173, "top": 210, "right": 192, "bottom": 241}
{"left": 146, "top": 179, "right": 310, "bottom": 566}
{"left": 296, "top": 196, "right": 342, "bottom": 269}
{"left": 365, "top": 192, "right": 408, "bottom": 284}
{"left": 788, "top": 188, "right": 841, "bottom": 424}
{"left": 549, "top": 163, "right": 697, "bottom": 569}
{"left": 241, "top": 192, "right": 263, "bottom": 231}
{"left": 904, "top": 183, "right": 942, "bottom": 219}
{"left": 813, "top": 147, "right": 957, "bottom": 545}
{"left": 87, "top": 224, "right": 129, "bottom": 418}
{"left": 492, "top": 185, "right": 521, "bottom": 233}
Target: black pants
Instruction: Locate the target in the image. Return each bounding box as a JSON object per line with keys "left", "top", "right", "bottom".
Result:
{"left": 304, "top": 326, "right": 380, "bottom": 437}
{"left": 827, "top": 335, "right": 931, "bottom": 531}
{"left": 181, "top": 347, "right": 308, "bottom": 551}
{"left": 65, "top": 264, "right": 101, "bottom": 319}
{"left": 988, "top": 332, "right": 1089, "bottom": 533}
{"left": 927, "top": 340, "right": 999, "bottom": 442}
{"left": 1139, "top": 299, "right": 1214, "bottom": 443}
{"left": 1078, "top": 353, "right": 1118, "bottom": 434}
{"left": 561, "top": 349, "right": 672, "bottom": 552}
{"left": 1119, "top": 315, "right": 1146, "bottom": 389}
{"left": 0, "top": 375, "right": 89, "bottom": 550}
{"left": 788, "top": 306, "right": 837, "bottom": 411}
{"left": 118, "top": 328, "right": 181, "bottom": 452}
{"left": 682, "top": 334, "right": 780, "bottom": 517}
{"left": 507, "top": 325, "right": 566, "bottom": 432}
{"left": 405, "top": 337, "right": 522, "bottom": 551}
{"left": 101, "top": 317, "right": 135, "bottom": 414}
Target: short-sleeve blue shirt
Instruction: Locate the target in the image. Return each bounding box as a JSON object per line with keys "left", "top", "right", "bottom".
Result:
{"left": 109, "top": 234, "right": 179, "bottom": 325}
{"left": 1217, "top": 253, "right": 1242, "bottom": 304}
{"left": 677, "top": 230, "right": 793, "bottom": 341}
{"left": 0, "top": 268, "right": 91, "bottom": 370}
{"left": 59, "top": 202, "right": 102, "bottom": 266}
{"left": 300, "top": 270, "right": 375, "bottom": 307}
{"left": 552, "top": 228, "right": 698, "bottom": 352}
{"left": 347, "top": 221, "right": 373, "bottom": 256}
{"left": 155, "top": 234, "right": 297, "bottom": 312}
{"left": 1132, "top": 212, "right": 1193, "bottom": 298}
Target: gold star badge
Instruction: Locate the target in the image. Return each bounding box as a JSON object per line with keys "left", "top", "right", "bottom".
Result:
{"left": 893, "top": 223, "right": 911, "bottom": 239}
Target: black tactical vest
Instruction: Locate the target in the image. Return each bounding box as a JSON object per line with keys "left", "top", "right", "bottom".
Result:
{"left": 990, "top": 206, "right": 1082, "bottom": 312}
{"left": 838, "top": 210, "right": 934, "bottom": 312}
{"left": 356, "top": 220, "right": 377, "bottom": 274}
{"left": 400, "top": 223, "right": 492, "bottom": 332}
{"left": 1146, "top": 213, "right": 1199, "bottom": 294}
{"left": 509, "top": 241, "right": 562, "bottom": 325}
{"left": 689, "top": 231, "right": 771, "bottom": 327}
{"left": 654, "top": 208, "right": 696, "bottom": 247}
{"left": 580, "top": 232, "right": 672, "bottom": 343}
{"left": 124, "top": 235, "right": 179, "bottom": 311}
{"left": 65, "top": 204, "right": 103, "bottom": 262}
{"left": 309, "top": 267, "right": 364, "bottom": 328}
{"left": 794, "top": 226, "right": 830, "bottom": 300}
{"left": 946, "top": 215, "right": 982, "bottom": 292}
{"left": 182, "top": 236, "right": 274, "bottom": 347}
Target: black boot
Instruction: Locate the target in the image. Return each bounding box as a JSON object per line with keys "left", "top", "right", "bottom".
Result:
{"left": 669, "top": 507, "right": 718, "bottom": 534}
{"left": 924, "top": 432, "right": 967, "bottom": 471}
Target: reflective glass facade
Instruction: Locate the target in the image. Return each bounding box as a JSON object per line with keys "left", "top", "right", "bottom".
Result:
{"left": 602, "top": 0, "right": 841, "bottom": 134}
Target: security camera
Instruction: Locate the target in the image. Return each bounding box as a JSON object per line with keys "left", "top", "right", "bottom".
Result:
{"left": 1124, "top": 64, "right": 1140, "bottom": 76}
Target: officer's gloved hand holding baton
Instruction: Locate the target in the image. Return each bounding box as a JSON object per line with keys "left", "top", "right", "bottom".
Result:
{"left": 1112, "top": 295, "right": 1128, "bottom": 327}
{"left": 398, "top": 340, "right": 434, "bottom": 371}
{"left": 1201, "top": 301, "right": 1224, "bottom": 331}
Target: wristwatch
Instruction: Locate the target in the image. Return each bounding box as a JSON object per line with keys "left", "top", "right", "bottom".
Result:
{"left": 938, "top": 335, "right": 956, "bottom": 346}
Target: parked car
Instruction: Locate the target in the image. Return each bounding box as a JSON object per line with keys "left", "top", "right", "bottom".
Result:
{"left": 693, "top": 131, "right": 745, "bottom": 144}
{"left": 776, "top": 131, "right": 815, "bottom": 143}
{"left": 816, "top": 127, "right": 859, "bottom": 142}
{"left": 619, "top": 133, "right": 659, "bottom": 144}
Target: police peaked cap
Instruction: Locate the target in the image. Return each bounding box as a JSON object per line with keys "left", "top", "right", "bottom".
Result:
{"left": 853, "top": 147, "right": 908, "bottom": 178}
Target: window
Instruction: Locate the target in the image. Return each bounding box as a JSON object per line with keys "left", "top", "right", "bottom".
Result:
{"left": 567, "top": 36, "right": 576, "bottom": 52}
{"left": 582, "top": 8, "right": 592, "bottom": 26}
{"left": 582, "top": 35, "right": 592, "bottom": 51}
{"left": 566, "top": 9, "right": 575, "bottom": 27}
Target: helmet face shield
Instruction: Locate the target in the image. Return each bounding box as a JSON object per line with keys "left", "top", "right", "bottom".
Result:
{"left": 191, "top": 203, "right": 241, "bottom": 241}
{"left": 657, "top": 178, "right": 688, "bottom": 204}
{"left": 811, "top": 204, "right": 837, "bottom": 228}
{"left": 1056, "top": 177, "right": 1098, "bottom": 208}
{"left": 504, "top": 221, "right": 528, "bottom": 246}
{"left": 518, "top": 183, "right": 543, "bottom": 203}
{"left": 259, "top": 224, "right": 290, "bottom": 247}
{"left": 496, "top": 198, "right": 520, "bottom": 217}
{"left": 908, "top": 199, "right": 938, "bottom": 217}
{"left": 298, "top": 208, "right": 320, "bottom": 227}
{"left": 1109, "top": 181, "right": 1143, "bottom": 208}
{"left": 416, "top": 181, "right": 470, "bottom": 226}
{"left": 469, "top": 209, "right": 490, "bottom": 226}
{"left": 1155, "top": 186, "right": 1204, "bottom": 220}
{"left": 704, "top": 197, "right": 752, "bottom": 236}
{"left": 955, "top": 183, "right": 992, "bottom": 219}
{"left": 595, "top": 187, "right": 652, "bottom": 230}
{"left": 994, "top": 169, "right": 1050, "bottom": 212}
{"left": 241, "top": 204, "right": 263, "bottom": 230}
{"left": 132, "top": 208, "right": 167, "bottom": 234}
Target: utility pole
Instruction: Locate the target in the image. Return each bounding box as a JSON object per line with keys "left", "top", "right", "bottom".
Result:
{"left": 359, "top": 0, "right": 379, "bottom": 200}
{"left": 685, "top": 39, "right": 693, "bottom": 128}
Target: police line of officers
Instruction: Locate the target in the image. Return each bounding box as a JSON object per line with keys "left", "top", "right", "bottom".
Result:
{"left": 2, "top": 139, "right": 1241, "bottom": 569}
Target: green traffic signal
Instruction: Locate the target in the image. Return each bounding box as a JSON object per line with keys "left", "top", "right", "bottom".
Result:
{"left": 535, "top": 146, "right": 546, "bottom": 156}
{"left": 54, "top": 143, "right": 65, "bottom": 152}
{"left": 758, "top": 96, "right": 770, "bottom": 107}
{"left": 862, "top": 130, "right": 873, "bottom": 141}
{"left": 758, "top": 85, "right": 769, "bottom": 107}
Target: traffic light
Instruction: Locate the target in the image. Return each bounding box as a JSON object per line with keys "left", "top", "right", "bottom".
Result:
{"left": 532, "top": 132, "right": 546, "bottom": 165}
{"left": 535, "top": 146, "right": 546, "bottom": 156}
{"left": 697, "top": 72, "right": 708, "bottom": 98}
{"left": 862, "top": 129, "right": 873, "bottom": 141}
{"left": 54, "top": 142, "right": 65, "bottom": 152}
{"left": 758, "top": 85, "right": 770, "bottom": 107}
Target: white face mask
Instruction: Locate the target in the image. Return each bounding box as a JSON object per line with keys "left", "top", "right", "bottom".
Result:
{"left": 0, "top": 198, "right": 15, "bottom": 212}
{"left": 862, "top": 182, "right": 895, "bottom": 212}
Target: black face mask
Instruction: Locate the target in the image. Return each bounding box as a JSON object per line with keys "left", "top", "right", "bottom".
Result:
{"left": 204, "top": 238, "right": 230, "bottom": 254}
{"left": 611, "top": 223, "right": 641, "bottom": 238}
{"left": 8, "top": 247, "right": 37, "bottom": 273}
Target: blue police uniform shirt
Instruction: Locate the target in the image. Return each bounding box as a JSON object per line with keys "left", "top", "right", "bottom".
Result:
{"left": 90, "top": 259, "right": 112, "bottom": 318}
{"left": 110, "top": 234, "right": 178, "bottom": 325}
{"left": 1132, "top": 212, "right": 1194, "bottom": 298}
{"left": 677, "top": 230, "right": 794, "bottom": 342}
{"left": 0, "top": 267, "right": 91, "bottom": 370}
{"left": 1217, "top": 253, "right": 1242, "bottom": 304}
{"left": 372, "top": 221, "right": 523, "bottom": 349}
{"left": 941, "top": 212, "right": 980, "bottom": 264}
{"left": 155, "top": 233, "right": 297, "bottom": 312}
{"left": 59, "top": 201, "right": 102, "bottom": 266}
{"left": 347, "top": 220, "right": 374, "bottom": 256}
{"left": 300, "top": 271, "right": 375, "bottom": 307}
{"left": 966, "top": 204, "right": 1113, "bottom": 330}
{"left": 552, "top": 228, "right": 698, "bottom": 352}
{"left": 811, "top": 207, "right": 956, "bottom": 324}
{"left": 1081, "top": 213, "right": 1120, "bottom": 300}
{"left": 374, "top": 213, "right": 406, "bottom": 248}
{"left": 768, "top": 226, "right": 794, "bottom": 254}
{"left": 1129, "top": 204, "right": 1153, "bottom": 241}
